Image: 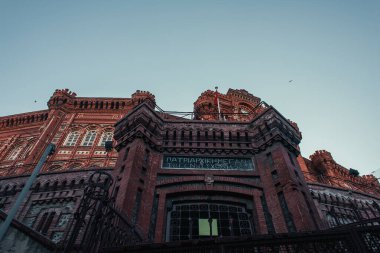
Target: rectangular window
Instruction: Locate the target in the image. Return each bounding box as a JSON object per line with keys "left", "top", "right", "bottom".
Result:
{"left": 266, "top": 153, "right": 275, "bottom": 170}
{"left": 288, "top": 152, "right": 295, "bottom": 166}
{"left": 260, "top": 195, "right": 275, "bottom": 234}
{"left": 113, "top": 186, "right": 120, "bottom": 198}
{"left": 36, "top": 213, "right": 48, "bottom": 232}
{"left": 278, "top": 192, "right": 296, "bottom": 232}
{"left": 271, "top": 170, "right": 279, "bottom": 180}
{"left": 199, "top": 219, "right": 218, "bottom": 236}
{"left": 82, "top": 131, "right": 97, "bottom": 146}
{"left": 123, "top": 148, "right": 130, "bottom": 161}
{"left": 42, "top": 212, "right": 56, "bottom": 235}
{"left": 302, "top": 191, "right": 318, "bottom": 229}
{"left": 131, "top": 189, "right": 143, "bottom": 224}
{"left": 144, "top": 149, "right": 150, "bottom": 165}
{"left": 148, "top": 193, "right": 159, "bottom": 241}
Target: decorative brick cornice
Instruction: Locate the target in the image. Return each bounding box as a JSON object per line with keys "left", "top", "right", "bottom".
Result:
{"left": 0, "top": 110, "right": 49, "bottom": 130}
{"left": 307, "top": 150, "right": 380, "bottom": 195}
{"left": 114, "top": 103, "right": 164, "bottom": 151}
{"left": 114, "top": 102, "right": 302, "bottom": 156}
{"left": 249, "top": 107, "right": 302, "bottom": 155}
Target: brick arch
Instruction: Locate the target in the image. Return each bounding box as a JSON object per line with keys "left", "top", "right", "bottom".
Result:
{"left": 62, "top": 128, "right": 83, "bottom": 147}
{"left": 157, "top": 177, "right": 262, "bottom": 190}
{"left": 155, "top": 186, "right": 260, "bottom": 242}
{"left": 100, "top": 126, "right": 114, "bottom": 132}
{"left": 80, "top": 125, "right": 101, "bottom": 146}
{"left": 67, "top": 125, "right": 82, "bottom": 132}
{"left": 33, "top": 181, "right": 41, "bottom": 191}
{"left": 42, "top": 180, "right": 51, "bottom": 190}
{"left": 97, "top": 127, "right": 114, "bottom": 146}
{"left": 18, "top": 137, "right": 37, "bottom": 159}
{"left": 84, "top": 124, "right": 100, "bottom": 131}
{"left": 60, "top": 179, "right": 68, "bottom": 187}
{"left": 79, "top": 178, "right": 85, "bottom": 185}
{"left": 237, "top": 102, "right": 256, "bottom": 111}
{"left": 1, "top": 183, "right": 17, "bottom": 192}
{"left": 4, "top": 139, "right": 27, "bottom": 160}
{"left": 69, "top": 179, "right": 77, "bottom": 186}
{"left": 197, "top": 101, "right": 215, "bottom": 110}
{"left": 161, "top": 184, "right": 258, "bottom": 198}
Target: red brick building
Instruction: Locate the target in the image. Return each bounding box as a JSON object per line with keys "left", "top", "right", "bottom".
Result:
{"left": 0, "top": 88, "right": 379, "bottom": 250}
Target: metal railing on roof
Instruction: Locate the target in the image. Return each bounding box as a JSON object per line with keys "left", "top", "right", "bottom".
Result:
{"left": 154, "top": 101, "right": 269, "bottom": 120}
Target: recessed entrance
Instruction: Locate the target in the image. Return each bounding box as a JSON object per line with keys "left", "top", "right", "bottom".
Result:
{"left": 166, "top": 201, "right": 254, "bottom": 241}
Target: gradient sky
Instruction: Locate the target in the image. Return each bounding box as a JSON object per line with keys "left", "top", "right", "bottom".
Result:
{"left": 1, "top": 1, "right": 379, "bottom": 176}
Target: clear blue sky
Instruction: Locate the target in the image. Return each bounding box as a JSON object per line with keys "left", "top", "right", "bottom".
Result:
{"left": 1, "top": 1, "right": 379, "bottom": 176}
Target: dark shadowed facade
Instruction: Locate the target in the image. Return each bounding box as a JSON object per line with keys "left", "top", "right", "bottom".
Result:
{"left": 0, "top": 88, "right": 379, "bottom": 252}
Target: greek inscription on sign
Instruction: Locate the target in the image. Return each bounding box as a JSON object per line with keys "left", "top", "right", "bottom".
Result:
{"left": 162, "top": 155, "right": 254, "bottom": 171}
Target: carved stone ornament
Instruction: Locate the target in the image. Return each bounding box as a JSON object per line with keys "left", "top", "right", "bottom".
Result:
{"left": 204, "top": 174, "right": 214, "bottom": 185}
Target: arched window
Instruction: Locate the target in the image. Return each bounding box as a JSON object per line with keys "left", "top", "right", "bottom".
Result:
{"left": 6, "top": 146, "right": 23, "bottom": 160}
{"left": 82, "top": 130, "right": 97, "bottom": 146}
{"left": 98, "top": 132, "right": 113, "bottom": 146}
{"left": 21, "top": 141, "right": 35, "bottom": 159}
{"left": 64, "top": 131, "right": 80, "bottom": 146}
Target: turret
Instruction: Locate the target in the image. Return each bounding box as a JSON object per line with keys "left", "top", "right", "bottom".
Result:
{"left": 131, "top": 90, "right": 155, "bottom": 108}
{"left": 193, "top": 90, "right": 219, "bottom": 121}
{"left": 193, "top": 88, "right": 264, "bottom": 122}
{"left": 310, "top": 150, "right": 334, "bottom": 175}
{"left": 47, "top": 88, "right": 77, "bottom": 109}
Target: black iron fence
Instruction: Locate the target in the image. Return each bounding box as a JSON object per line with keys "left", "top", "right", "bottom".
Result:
{"left": 61, "top": 171, "right": 142, "bottom": 253}
{"left": 154, "top": 101, "right": 269, "bottom": 120}
{"left": 60, "top": 171, "right": 380, "bottom": 253}
{"left": 99, "top": 205, "right": 142, "bottom": 249}
{"left": 104, "top": 221, "right": 380, "bottom": 253}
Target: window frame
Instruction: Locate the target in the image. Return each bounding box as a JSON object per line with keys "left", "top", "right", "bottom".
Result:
{"left": 98, "top": 132, "right": 113, "bottom": 146}
{"left": 6, "top": 145, "right": 23, "bottom": 160}
{"left": 64, "top": 131, "right": 80, "bottom": 146}
{"left": 81, "top": 130, "right": 97, "bottom": 146}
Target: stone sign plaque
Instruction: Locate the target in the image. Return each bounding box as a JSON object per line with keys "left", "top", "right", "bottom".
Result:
{"left": 162, "top": 155, "right": 254, "bottom": 171}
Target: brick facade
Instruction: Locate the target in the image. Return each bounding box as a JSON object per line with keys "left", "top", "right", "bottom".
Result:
{"left": 0, "top": 88, "right": 379, "bottom": 246}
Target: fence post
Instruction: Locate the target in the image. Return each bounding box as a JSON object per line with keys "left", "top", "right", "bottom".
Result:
{"left": 348, "top": 229, "right": 369, "bottom": 253}
{"left": 218, "top": 243, "right": 225, "bottom": 253}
